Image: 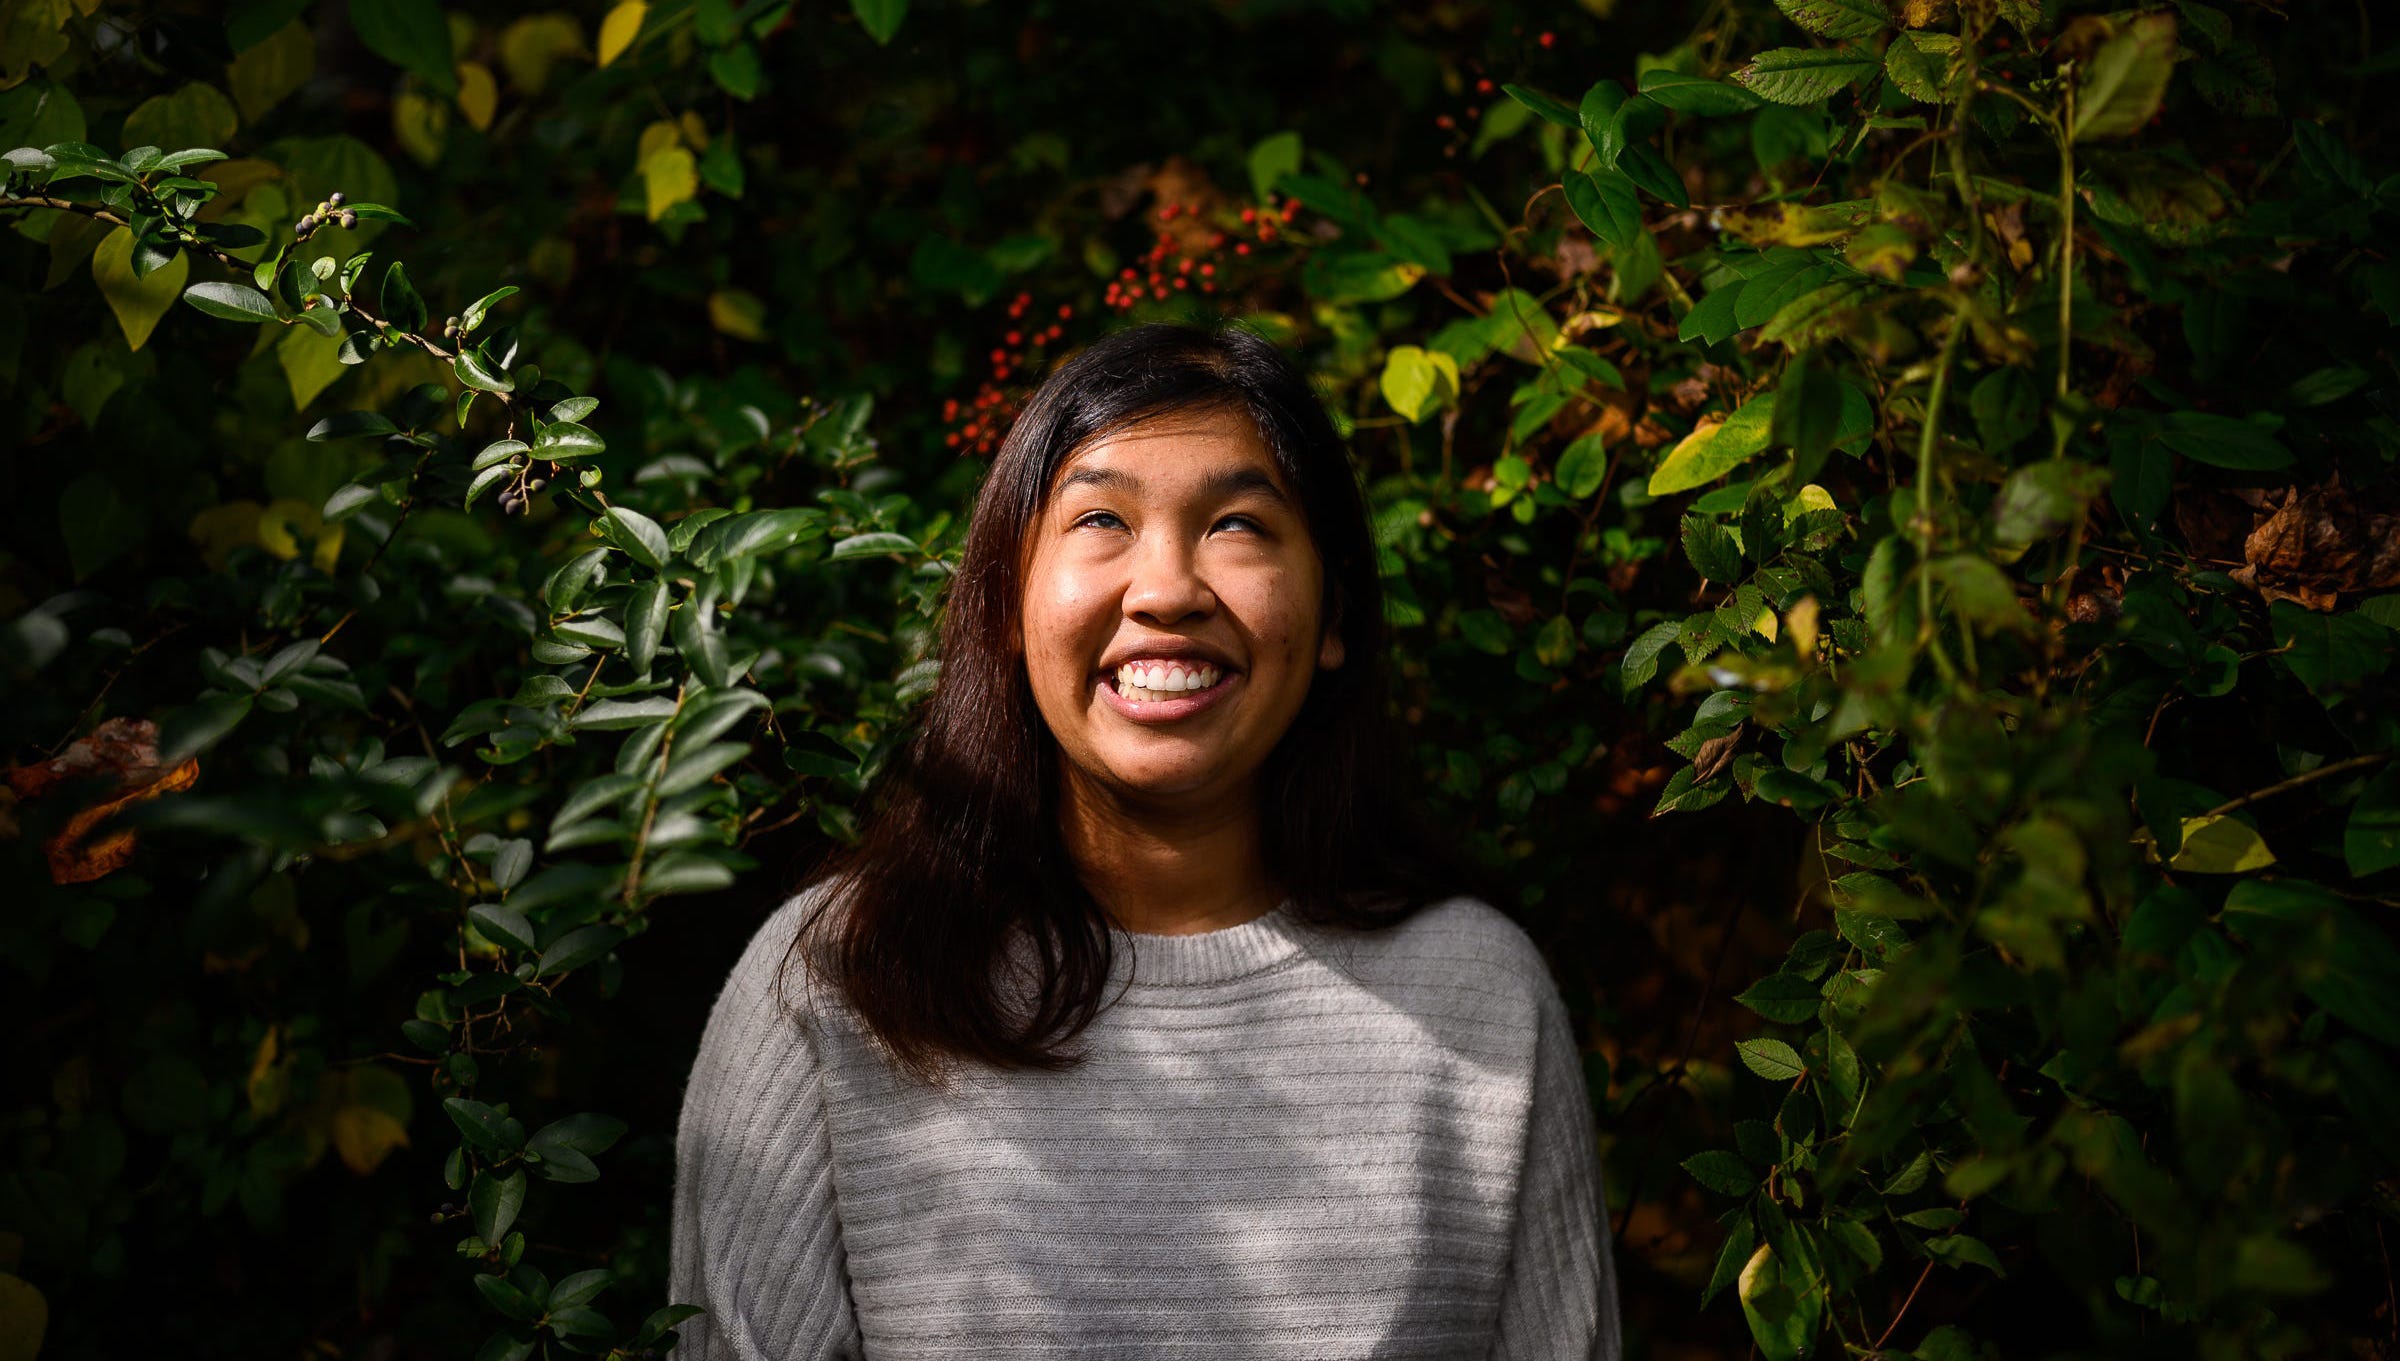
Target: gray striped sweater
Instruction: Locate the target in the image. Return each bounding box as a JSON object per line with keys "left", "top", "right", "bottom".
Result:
{"left": 667, "top": 883, "right": 1622, "bottom": 1359}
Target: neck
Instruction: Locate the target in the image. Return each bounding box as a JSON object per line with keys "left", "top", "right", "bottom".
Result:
{"left": 1057, "top": 765, "right": 1281, "bottom": 936}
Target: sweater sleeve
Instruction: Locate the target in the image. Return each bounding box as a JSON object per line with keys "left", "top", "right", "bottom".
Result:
{"left": 668, "top": 930, "right": 863, "bottom": 1361}
{"left": 1487, "top": 978, "right": 1624, "bottom": 1361}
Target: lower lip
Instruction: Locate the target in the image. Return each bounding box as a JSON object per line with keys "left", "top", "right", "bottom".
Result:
{"left": 1096, "top": 669, "right": 1240, "bottom": 723}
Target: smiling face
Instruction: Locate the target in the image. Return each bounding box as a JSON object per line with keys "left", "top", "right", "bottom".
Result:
{"left": 1017, "top": 403, "right": 1345, "bottom": 809}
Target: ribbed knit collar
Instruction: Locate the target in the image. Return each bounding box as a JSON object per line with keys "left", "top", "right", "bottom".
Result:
{"left": 1104, "top": 896, "right": 1308, "bottom": 987}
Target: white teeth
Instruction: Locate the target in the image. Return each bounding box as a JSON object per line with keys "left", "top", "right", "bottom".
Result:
{"left": 1112, "top": 660, "right": 1221, "bottom": 698}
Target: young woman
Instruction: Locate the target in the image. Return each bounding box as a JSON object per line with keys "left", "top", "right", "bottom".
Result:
{"left": 668, "top": 322, "right": 1622, "bottom": 1359}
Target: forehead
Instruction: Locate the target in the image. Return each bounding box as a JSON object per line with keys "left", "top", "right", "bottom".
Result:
{"left": 1048, "top": 406, "right": 1285, "bottom": 493}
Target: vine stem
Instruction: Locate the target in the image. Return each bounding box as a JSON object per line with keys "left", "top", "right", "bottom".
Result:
{"left": 619, "top": 680, "right": 691, "bottom": 906}
{"left": 1913, "top": 299, "right": 1973, "bottom": 689}
{"left": 2051, "top": 64, "right": 2077, "bottom": 462}
{"left": 2200, "top": 752, "right": 2393, "bottom": 820}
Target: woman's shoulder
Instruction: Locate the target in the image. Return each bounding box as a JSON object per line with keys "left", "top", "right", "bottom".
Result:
{"left": 717, "top": 875, "right": 854, "bottom": 1019}
{"left": 1321, "top": 893, "right": 1562, "bottom": 1007}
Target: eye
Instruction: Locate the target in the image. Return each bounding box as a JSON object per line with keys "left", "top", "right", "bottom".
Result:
{"left": 1072, "top": 510, "right": 1125, "bottom": 531}
{"left": 1214, "top": 514, "right": 1262, "bottom": 533}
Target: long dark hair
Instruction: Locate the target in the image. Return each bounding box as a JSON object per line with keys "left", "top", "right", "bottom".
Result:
{"left": 778, "top": 320, "right": 1487, "bottom": 1085}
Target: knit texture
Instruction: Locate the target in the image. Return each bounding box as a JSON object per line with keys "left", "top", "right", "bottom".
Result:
{"left": 668, "top": 881, "right": 1622, "bottom": 1359}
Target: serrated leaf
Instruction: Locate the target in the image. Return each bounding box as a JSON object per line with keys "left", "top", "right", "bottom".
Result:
{"left": 1737, "top": 46, "right": 1883, "bottom": 105}
{"left": 1738, "top": 1037, "right": 1808, "bottom": 1081}
{"left": 1773, "top": 0, "right": 1891, "bottom": 40}
{"left": 1735, "top": 973, "right": 1823, "bottom": 1024}
{"left": 1684, "top": 1149, "right": 1761, "bottom": 1196}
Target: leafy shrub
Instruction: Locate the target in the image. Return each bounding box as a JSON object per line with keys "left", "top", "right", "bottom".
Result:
{"left": 2, "top": 1, "right": 2393, "bottom": 1357}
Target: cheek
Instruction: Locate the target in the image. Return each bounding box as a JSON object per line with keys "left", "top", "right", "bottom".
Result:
{"left": 1021, "top": 560, "right": 1113, "bottom": 675}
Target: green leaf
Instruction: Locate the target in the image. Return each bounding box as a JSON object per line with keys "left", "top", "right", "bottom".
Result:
{"left": 1620, "top": 620, "right": 1682, "bottom": 693}
{"left": 534, "top": 420, "right": 603, "bottom": 460}
{"left": 850, "top": 0, "right": 907, "bottom": 45}
{"left": 2223, "top": 880, "right": 2400, "bottom": 1047}
{"left": 1735, "top": 973, "right": 1822, "bottom": 1024}
{"left": 1684, "top": 1150, "right": 1761, "bottom": 1196}
{"left": 2271, "top": 602, "right": 2391, "bottom": 699}
{"left": 1678, "top": 283, "right": 1745, "bottom": 346}
{"left": 1650, "top": 394, "right": 1778, "bottom": 495}
{"left": 350, "top": 0, "right": 459, "bottom": 95}
{"left": 158, "top": 694, "right": 252, "bottom": 764}
{"left": 1247, "top": 130, "right": 1303, "bottom": 204}
{"left": 469, "top": 1167, "right": 525, "bottom": 1243}
{"left": 1555, "top": 432, "right": 1611, "bottom": 498}
{"left": 465, "top": 464, "right": 513, "bottom": 509}
{"left": 1564, "top": 168, "right": 1643, "bottom": 250}
{"left": 1501, "top": 83, "right": 1581, "bottom": 130}
{"left": 1736, "top": 46, "right": 1883, "bottom": 106}
{"left": 378, "top": 260, "right": 426, "bottom": 334}
{"left": 1639, "top": 70, "right": 1762, "bottom": 116}
{"left": 570, "top": 697, "right": 679, "bottom": 731}
{"left": 1682, "top": 516, "right": 1744, "bottom": 584}
{"left": 1772, "top": 0, "right": 1891, "bottom": 40}
{"left": 1738, "top": 1037, "right": 1807, "bottom": 1082}
{"left": 537, "top": 924, "right": 626, "bottom": 978}
{"left": 624, "top": 580, "right": 670, "bottom": 674}
{"left": 454, "top": 348, "right": 514, "bottom": 393}
{"left": 182, "top": 281, "right": 278, "bottom": 323}
{"left": 1703, "top": 1216, "right": 1757, "bottom": 1307}
{"left": 1885, "top": 31, "right": 1961, "bottom": 103}
{"left": 473, "top": 438, "right": 529, "bottom": 472}
{"left": 829, "top": 531, "right": 919, "bottom": 561}
{"left": 1991, "top": 461, "right": 2108, "bottom": 549}
{"left": 670, "top": 604, "right": 733, "bottom": 688}
{"left": 2154, "top": 410, "right": 2290, "bottom": 469}
{"left": 469, "top": 904, "right": 536, "bottom": 953}
{"left": 528, "top": 1112, "right": 629, "bottom": 1158}
{"left": 306, "top": 410, "right": 398, "bottom": 441}
{"left": 2072, "top": 13, "right": 2178, "bottom": 141}
{"left": 2346, "top": 766, "right": 2400, "bottom": 878}
{"left": 598, "top": 507, "right": 669, "bottom": 570}
{"left": 460, "top": 286, "right": 518, "bottom": 333}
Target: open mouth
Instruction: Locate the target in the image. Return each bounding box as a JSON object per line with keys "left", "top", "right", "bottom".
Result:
{"left": 1103, "top": 669, "right": 1236, "bottom": 703}
{"left": 1095, "top": 665, "right": 1241, "bottom": 720}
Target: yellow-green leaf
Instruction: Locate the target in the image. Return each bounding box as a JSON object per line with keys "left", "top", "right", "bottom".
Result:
{"left": 91, "top": 228, "right": 189, "bottom": 351}
{"left": 225, "top": 21, "right": 314, "bottom": 123}
{"left": 0, "top": 1271, "right": 48, "bottom": 1361}
{"left": 455, "top": 60, "right": 498, "bottom": 131}
{"left": 642, "top": 144, "right": 697, "bottom": 221}
{"left": 2072, "top": 12, "right": 2178, "bottom": 141}
{"left": 2163, "top": 814, "right": 2275, "bottom": 873}
{"left": 122, "top": 82, "right": 239, "bottom": 153}
{"left": 707, "top": 288, "right": 769, "bottom": 341}
{"left": 1378, "top": 345, "right": 1458, "bottom": 423}
{"left": 1648, "top": 393, "right": 1777, "bottom": 495}
{"left": 597, "top": 0, "right": 647, "bottom": 67}
{"left": 276, "top": 322, "right": 347, "bottom": 410}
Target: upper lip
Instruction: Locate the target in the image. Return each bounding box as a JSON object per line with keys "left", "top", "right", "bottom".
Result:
{"left": 1097, "top": 639, "right": 1239, "bottom": 674}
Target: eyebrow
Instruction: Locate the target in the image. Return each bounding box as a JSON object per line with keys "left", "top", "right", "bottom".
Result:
{"left": 1054, "top": 465, "right": 1291, "bottom": 506}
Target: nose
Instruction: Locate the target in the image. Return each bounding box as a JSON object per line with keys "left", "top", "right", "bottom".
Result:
{"left": 1122, "top": 529, "right": 1216, "bottom": 626}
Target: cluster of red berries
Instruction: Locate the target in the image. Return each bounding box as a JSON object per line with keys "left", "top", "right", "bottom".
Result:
{"left": 942, "top": 292, "right": 1072, "bottom": 455}
{"left": 939, "top": 194, "right": 1311, "bottom": 457}
{"left": 1100, "top": 197, "right": 1302, "bottom": 314}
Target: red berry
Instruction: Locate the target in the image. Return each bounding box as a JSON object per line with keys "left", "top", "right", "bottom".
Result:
{"left": 1058, "top": 304, "right": 1073, "bottom": 319}
{"left": 1235, "top": 242, "right": 1250, "bottom": 255}
{"left": 1200, "top": 263, "right": 1215, "bottom": 277}
{"left": 1538, "top": 30, "right": 1555, "bottom": 47}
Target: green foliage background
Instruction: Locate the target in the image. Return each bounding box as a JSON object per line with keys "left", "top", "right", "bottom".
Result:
{"left": 3, "top": 0, "right": 2396, "bottom": 1357}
